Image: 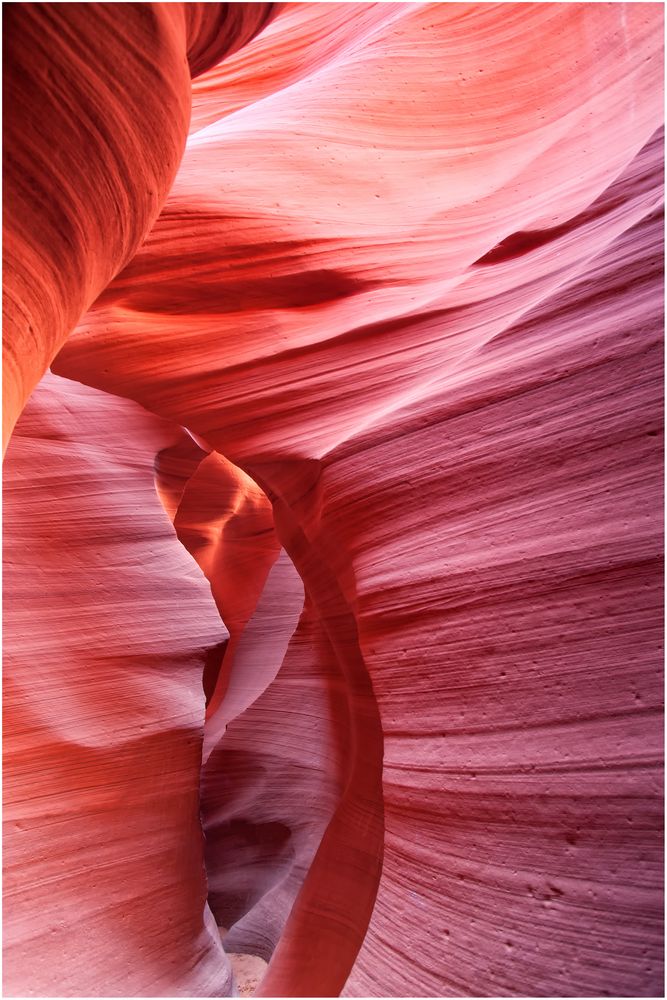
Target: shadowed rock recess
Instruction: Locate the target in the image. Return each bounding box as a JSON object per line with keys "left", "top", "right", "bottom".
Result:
{"left": 3, "top": 3, "right": 664, "bottom": 998}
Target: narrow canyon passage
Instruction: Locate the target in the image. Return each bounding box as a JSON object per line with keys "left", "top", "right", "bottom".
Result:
{"left": 156, "top": 445, "right": 386, "bottom": 995}
{"left": 3, "top": 2, "right": 664, "bottom": 997}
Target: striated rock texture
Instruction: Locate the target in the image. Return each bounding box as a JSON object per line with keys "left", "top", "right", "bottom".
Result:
{"left": 2, "top": 0, "right": 276, "bottom": 449}
{"left": 4, "top": 2, "right": 665, "bottom": 998}
{"left": 3, "top": 374, "right": 231, "bottom": 996}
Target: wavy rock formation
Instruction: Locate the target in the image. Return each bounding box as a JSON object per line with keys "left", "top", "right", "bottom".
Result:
{"left": 3, "top": 374, "right": 230, "bottom": 996}
{"left": 4, "top": 2, "right": 664, "bottom": 997}
{"left": 2, "top": 0, "right": 275, "bottom": 449}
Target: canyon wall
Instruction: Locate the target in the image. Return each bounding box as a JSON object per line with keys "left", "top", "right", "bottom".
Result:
{"left": 4, "top": 3, "right": 664, "bottom": 997}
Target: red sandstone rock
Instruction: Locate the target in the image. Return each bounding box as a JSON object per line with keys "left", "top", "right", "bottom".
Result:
{"left": 4, "top": 2, "right": 664, "bottom": 997}
{"left": 3, "top": 374, "right": 230, "bottom": 996}
{"left": 2, "top": 1, "right": 275, "bottom": 449}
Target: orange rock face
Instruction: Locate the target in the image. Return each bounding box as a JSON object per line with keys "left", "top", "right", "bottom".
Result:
{"left": 2, "top": 1, "right": 276, "bottom": 449}
{"left": 3, "top": 3, "right": 664, "bottom": 997}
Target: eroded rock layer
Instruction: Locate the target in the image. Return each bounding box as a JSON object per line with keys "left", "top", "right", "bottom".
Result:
{"left": 4, "top": 2, "right": 664, "bottom": 997}
{"left": 2, "top": 0, "right": 275, "bottom": 448}
{"left": 3, "top": 374, "right": 230, "bottom": 996}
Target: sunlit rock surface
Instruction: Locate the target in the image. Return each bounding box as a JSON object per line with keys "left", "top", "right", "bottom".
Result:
{"left": 4, "top": 2, "right": 664, "bottom": 997}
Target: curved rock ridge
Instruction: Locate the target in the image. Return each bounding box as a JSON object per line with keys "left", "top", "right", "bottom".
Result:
{"left": 3, "top": 373, "right": 230, "bottom": 997}
{"left": 153, "top": 444, "right": 383, "bottom": 995}
{"left": 171, "top": 450, "right": 287, "bottom": 729}
{"left": 188, "top": 2, "right": 414, "bottom": 134}
{"left": 4, "top": 1, "right": 665, "bottom": 997}
{"left": 2, "top": 0, "right": 276, "bottom": 450}
{"left": 339, "top": 199, "right": 664, "bottom": 999}
{"left": 56, "top": 4, "right": 662, "bottom": 460}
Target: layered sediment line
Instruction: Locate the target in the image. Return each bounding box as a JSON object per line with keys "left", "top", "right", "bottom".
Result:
{"left": 3, "top": 2, "right": 664, "bottom": 996}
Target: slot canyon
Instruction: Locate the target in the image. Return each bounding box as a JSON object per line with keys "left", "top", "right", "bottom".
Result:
{"left": 2, "top": 2, "right": 664, "bottom": 997}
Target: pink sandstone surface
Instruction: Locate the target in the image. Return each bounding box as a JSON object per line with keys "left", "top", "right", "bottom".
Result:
{"left": 3, "top": 2, "right": 664, "bottom": 997}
